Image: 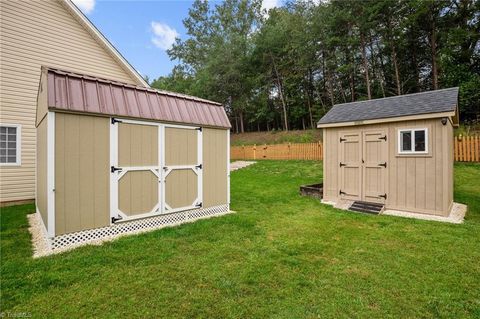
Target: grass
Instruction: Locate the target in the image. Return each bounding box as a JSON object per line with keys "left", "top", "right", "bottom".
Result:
{"left": 1, "top": 161, "right": 480, "bottom": 318}
{"left": 231, "top": 129, "right": 323, "bottom": 146}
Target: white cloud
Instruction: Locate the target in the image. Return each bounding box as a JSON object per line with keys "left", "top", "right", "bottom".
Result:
{"left": 72, "top": 0, "right": 95, "bottom": 14}
{"left": 150, "top": 21, "right": 179, "bottom": 51}
{"left": 261, "top": 0, "right": 281, "bottom": 13}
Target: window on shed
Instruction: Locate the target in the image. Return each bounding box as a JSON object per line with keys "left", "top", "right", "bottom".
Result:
{"left": 398, "top": 128, "right": 428, "bottom": 154}
{"left": 0, "top": 125, "right": 21, "bottom": 165}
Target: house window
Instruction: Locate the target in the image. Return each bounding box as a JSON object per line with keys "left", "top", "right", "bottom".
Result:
{"left": 398, "top": 128, "right": 428, "bottom": 154}
{"left": 0, "top": 124, "right": 21, "bottom": 165}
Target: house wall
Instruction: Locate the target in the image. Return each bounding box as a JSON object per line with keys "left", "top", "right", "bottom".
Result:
{"left": 55, "top": 113, "right": 110, "bottom": 235}
{"left": 323, "top": 118, "right": 453, "bottom": 216}
{"left": 0, "top": 0, "right": 143, "bottom": 203}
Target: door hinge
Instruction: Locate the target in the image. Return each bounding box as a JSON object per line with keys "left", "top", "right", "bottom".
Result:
{"left": 339, "top": 190, "right": 346, "bottom": 195}
{"left": 195, "top": 164, "right": 202, "bottom": 169}
{"left": 378, "top": 162, "right": 387, "bottom": 168}
{"left": 378, "top": 135, "right": 387, "bottom": 141}
{"left": 111, "top": 117, "right": 123, "bottom": 124}
{"left": 196, "top": 127, "right": 202, "bottom": 132}
{"left": 111, "top": 166, "right": 123, "bottom": 173}
{"left": 111, "top": 216, "right": 123, "bottom": 223}
{"left": 339, "top": 162, "right": 346, "bottom": 167}
{"left": 340, "top": 137, "right": 346, "bottom": 142}
{"left": 196, "top": 202, "right": 203, "bottom": 208}
{"left": 379, "top": 193, "right": 387, "bottom": 199}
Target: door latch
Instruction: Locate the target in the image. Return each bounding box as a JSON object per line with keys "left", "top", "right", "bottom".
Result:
{"left": 378, "top": 162, "right": 387, "bottom": 168}
{"left": 339, "top": 162, "right": 346, "bottom": 167}
{"left": 379, "top": 193, "right": 387, "bottom": 199}
{"left": 111, "top": 166, "right": 123, "bottom": 173}
{"left": 111, "top": 216, "right": 123, "bottom": 223}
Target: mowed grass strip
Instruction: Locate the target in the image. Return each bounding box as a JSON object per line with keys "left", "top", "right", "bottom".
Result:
{"left": 1, "top": 161, "right": 479, "bottom": 318}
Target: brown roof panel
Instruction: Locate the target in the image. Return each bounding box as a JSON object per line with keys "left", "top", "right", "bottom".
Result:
{"left": 46, "top": 67, "right": 231, "bottom": 128}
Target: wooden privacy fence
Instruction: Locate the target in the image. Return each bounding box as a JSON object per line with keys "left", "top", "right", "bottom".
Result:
{"left": 231, "top": 136, "right": 480, "bottom": 162}
{"left": 231, "top": 142, "right": 323, "bottom": 161}
{"left": 454, "top": 136, "right": 480, "bottom": 162}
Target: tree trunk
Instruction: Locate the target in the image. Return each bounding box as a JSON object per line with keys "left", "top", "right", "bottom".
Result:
{"left": 392, "top": 43, "right": 402, "bottom": 95}
{"left": 375, "top": 40, "right": 387, "bottom": 98}
{"left": 430, "top": 13, "right": 439, "bottom": 90}
{"left": 307, "top": 69, "right": 315, "bottom": 128}
{"left": 239, "top": 111, "right": 244, "bottom": 133}
{"left": 360, "top": 32, "right": 372, "bottom": 99}
{"left": 306, "top": 87, "right": 314, "bottom": 128}
{"left": 271, "top": 54, "right": 289, "bottom": 131}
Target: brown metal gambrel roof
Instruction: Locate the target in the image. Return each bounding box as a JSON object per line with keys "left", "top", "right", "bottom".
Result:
{"left": 45, "top": 67, "right": 231, "bottom": 128}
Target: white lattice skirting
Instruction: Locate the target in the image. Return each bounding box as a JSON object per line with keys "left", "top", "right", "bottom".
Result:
{"left": 37, "top": 205, "right": 231, "bottom": 254}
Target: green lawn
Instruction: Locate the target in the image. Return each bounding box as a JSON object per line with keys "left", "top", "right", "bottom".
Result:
{"left": 1, "top": 161, "right": 480, "bottom": 318}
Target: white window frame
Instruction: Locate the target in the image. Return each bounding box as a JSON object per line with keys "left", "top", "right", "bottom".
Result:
{"left": 0, "top": 123, "right": 22, "bottom": 166}
{"left": 397, "top": 128, "right": 428, "bottom": 154}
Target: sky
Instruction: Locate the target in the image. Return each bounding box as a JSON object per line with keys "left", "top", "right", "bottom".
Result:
{"left": 72, "top": 0, "right": 282, "bottom": 81}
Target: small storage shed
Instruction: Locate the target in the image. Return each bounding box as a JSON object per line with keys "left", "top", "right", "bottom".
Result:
{"left": 36, "top": 67, "right": 231, "bottom": 247}
{"left": 317, "top": 88, "right": 459, "bottom": 216}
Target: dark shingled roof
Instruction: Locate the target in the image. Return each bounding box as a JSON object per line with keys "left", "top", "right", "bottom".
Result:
{"left": 317, "top": 87, "right": 458, "bottom": 126}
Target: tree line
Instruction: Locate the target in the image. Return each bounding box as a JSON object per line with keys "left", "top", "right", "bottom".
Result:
{"left": 150, "top": 0, "right": 480, "bottom": 133}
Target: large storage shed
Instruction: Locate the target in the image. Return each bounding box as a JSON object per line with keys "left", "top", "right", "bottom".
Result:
{"left": 317, "top": 88, "right": 459, "bottom": 217}
{"left": 36, "top": 67, "right": 231, "bottom": 248}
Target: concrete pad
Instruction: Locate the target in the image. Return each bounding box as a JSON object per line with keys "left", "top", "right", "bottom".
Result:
{"left": 382, "top": 202, "right": 467, "bottom": 224}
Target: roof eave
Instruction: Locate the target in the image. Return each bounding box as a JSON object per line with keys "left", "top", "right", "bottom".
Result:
{"left": 61, "top": 0, "right": 149, "bottom": 88}
{"left": 317, "top": 111, "right": 456, "bottom": 128}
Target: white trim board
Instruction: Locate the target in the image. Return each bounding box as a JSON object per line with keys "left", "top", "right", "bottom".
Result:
{"left": 47, "top": 112, "right": 55, "bottom": 237}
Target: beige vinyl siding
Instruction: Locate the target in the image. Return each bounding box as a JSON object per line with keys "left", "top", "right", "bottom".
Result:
{"left": 203, "top": 128, "right": 228, "bottom": 208}
{"left": 0, "top": 0, "right": 141, "bottom": 203}
{"left": 36, "top": 116, "right": 48, "bottom": 226}
{"left": 323, "top": 118, "right": 453, "bottom": 216}
{"left": 55, "top": 113, "right": 110, "bottom": 235}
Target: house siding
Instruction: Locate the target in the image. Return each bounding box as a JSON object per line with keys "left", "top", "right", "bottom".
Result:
{"left": 0, "top": 0, "right": 143, "bottom": 203}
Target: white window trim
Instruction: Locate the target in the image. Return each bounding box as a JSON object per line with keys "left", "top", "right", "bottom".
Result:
{"left": 397, "top": 128, "right": 428, "bottom": 154}
{"left": 0, "top": 123, "right": 22, "bottom": 166}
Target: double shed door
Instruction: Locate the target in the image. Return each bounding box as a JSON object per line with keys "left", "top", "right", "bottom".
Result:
{"left": 110, "top": 118, "right": 202, "bottom": 222}
{"left": 339, "top": 130, "right": 387, "bottom": 203}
